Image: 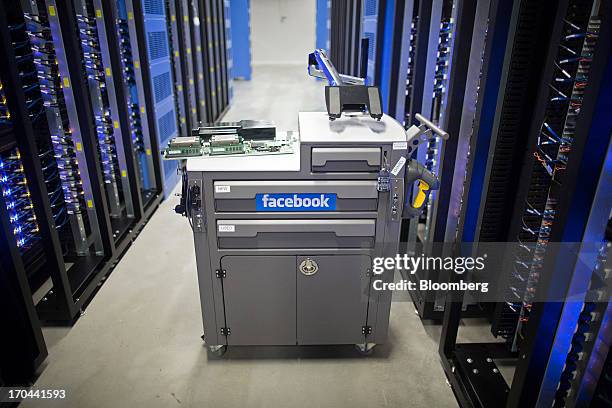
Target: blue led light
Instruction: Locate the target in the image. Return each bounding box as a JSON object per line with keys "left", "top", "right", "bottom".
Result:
{"left": 0, "top": 147, "right": 40, "bottom": 251}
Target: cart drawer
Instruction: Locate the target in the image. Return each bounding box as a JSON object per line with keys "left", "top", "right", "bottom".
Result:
{"left": 213, "top": 180, "right": 378, "bottom": 212}
{"left": 216, "top": 219, "right": 376, "bottom": 249}
{"left": 311, "top": 147, "right": 381, "bottom": 172}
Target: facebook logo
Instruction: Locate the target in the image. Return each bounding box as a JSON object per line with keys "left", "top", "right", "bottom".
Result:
{"left": 255, "top": 193, "right": 337, "bottom": 211}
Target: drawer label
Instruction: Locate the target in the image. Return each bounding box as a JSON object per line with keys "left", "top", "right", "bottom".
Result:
{"left": 215, "top": 185, "right": 231, "bottom": 193}
{"left": 218, "top": 224, "right": 235, "bottom": 232}
{"left": 255, "top": 193, "right": 337, "bottom": 211}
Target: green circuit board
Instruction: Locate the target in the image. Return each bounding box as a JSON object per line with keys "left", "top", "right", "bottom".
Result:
{"left": 163, "top": 132, "right": 296, "bottom": 160}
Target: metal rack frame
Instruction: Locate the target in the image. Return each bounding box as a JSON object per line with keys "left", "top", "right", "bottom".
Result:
{"left": 439, "top": 1, "right": 611, "bottom": 405}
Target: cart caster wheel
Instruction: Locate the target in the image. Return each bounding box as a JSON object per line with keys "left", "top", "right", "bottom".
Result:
{"left": 355, "top": 343, "right": 377, "bottom": 355}
{"left": 208, "top": 345, "right": 227, "bottom": 356}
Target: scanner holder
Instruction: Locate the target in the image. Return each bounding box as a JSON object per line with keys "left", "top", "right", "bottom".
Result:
{"left": 308, "top": 49, "right": 382, "bottom": 121}
{"left": 402, "top": 114, "right": 450, "bottom": 218}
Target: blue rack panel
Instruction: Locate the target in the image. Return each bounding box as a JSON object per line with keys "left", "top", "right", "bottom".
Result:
{"left": 316, "top": 0, "right": 330, "bottom": 52}
{"left": 141, "top": 1, "right": 179, "bottom": 197}
{"left": 229, "top": 0, "right": 250, "bottom": 81}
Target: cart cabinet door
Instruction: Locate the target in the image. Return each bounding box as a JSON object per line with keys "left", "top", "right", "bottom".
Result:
{"left": 297, "top": 255, "right": 372, "bottom": 345}
{"left": 221, "top": 256, "right": 296, "bottom": 345}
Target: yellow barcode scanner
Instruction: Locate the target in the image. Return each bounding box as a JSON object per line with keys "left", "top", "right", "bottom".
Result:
{"left": 399, "top": 113, "right": 448, "bottom": 218}
{"left": 403, "top": 159, "right": 439, "bottom": 218}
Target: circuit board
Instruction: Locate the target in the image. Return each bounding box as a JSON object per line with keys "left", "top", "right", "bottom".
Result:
{"left": 163, "top": 131, "right": 296, "bottom": 160}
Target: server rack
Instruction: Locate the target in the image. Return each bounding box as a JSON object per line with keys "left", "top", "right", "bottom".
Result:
{"left": 440, "top": 1, "right": 611, "bottom": 406}
{"left": 166, "top": 0, "right": 190, "bottom": 138}
{"left": 76, "top": 0, "right": 141, "bottom": 243}
{"left": 547, "top": 195, "right": 611, "bottom": 407}
{"left": 138, "top": 0, "right": 180, "bottom": 196}
{"left": 100, "top": 0, "right": 165, "bottom": 220}
{"left": 0, "top": 0, "right": 164, "bottom": 323}
{"left": 361, "top": 0, "right": 383, "bottom": 84}
{"left": 387, "top": 0, "right": 418, "bottom": 126}
{"left": 0, "top": 206, "right": 47, "bottom": 387}
{"left": 200, "top": 0, "right": 230, "bottom": 122}
{"left": 110, "top": 0, "right": 163, "bottom": 205}
{"left": 403, "top": 0, "right": 458, "bottom": 288}
{"left": 0, "top": 53, "right": 47, "bottom": 382}
{"left": 2, "top": 0, "right": 114, "bottom": 322}
{"left": 403, "top": 0, "right": 458, "bottom": 256}
{"left": 422, "top": 0, "right": 516, "bottom": 322}
{"left": 397, "top": 0, "right": 433, "bottom": 127}
{"left": 189, "top": 0, "right": 208, "bottom": 123}
{"left": 330, "top": 0, "right": 364, "bottom": 78}
{"left": 176, "top": 0, "right": 198, "bottom": 129}
{"left": 219, "top": 0, "right": 231, "bottom": 113}
{"left": 223, "top": 0, "right": 234, "bottom": 104}
{"left": 201, "top": 0, "right": 217, "bottom": 120}
{"left": 488, "top": 0, "right": 606, "bottom": 349}
{"left": 395, "top": 0, "right": 483, "bottom": 320}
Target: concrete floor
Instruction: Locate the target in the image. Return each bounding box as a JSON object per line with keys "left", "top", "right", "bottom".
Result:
{"left": 26, "top": 65, "right": 460, "bottom": 408}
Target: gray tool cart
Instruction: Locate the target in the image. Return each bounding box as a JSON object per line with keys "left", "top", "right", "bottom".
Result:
{"left": 164, "top": 50, "right": 448, "bottom": 355}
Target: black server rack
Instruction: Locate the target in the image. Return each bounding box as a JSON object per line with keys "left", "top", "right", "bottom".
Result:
{"left": 200, "top": 0, "right": 216, "bottom": 121}
{"left": 189, "top": 0, "right": 208, "bottom": 123}
{"left": 403, "top": 0, "right": 459, "bottom": 256}
{"left": 393, "top": 0, "right": 482, "bottom": 320}
{"left": 330, "top": 0, "right": 364, "bottom": 78}
{"left": 166, "top": 0, "right": 190, "bottom": 137}
{"left": 1, "top": 0, "right": 114, "bottom": 322}
{"left": 552, "top": 216, "right": 612, "bottom": 407}
{"left": 167, "top": 0, "right": 231, "bottom": 127}
{"left": 398, "top": 0, "right": 457, "bottom": 276}
{"left": 0, "top": 34, "right": 47, "bottom": 380}
{"left": 395, "top": 0, "right": 432, "bottom": 128}
{"left": 439, "top": 0, "right": 611, "bottom": 406}
{"left": 177, "top": 0, "right": 198, "bottom": 130}
{"left": 200, "top": 0, "right": 217, "bottom": 121}
{"left": 219, "top": 0, "right": 231, "bottom": 112}
{"left": 204, "top": 0, "right": 230, "bottom": 120}
{"left": 361, "top": 0, "right": 385, "bottom": 86}
{"left": 101, "top": 0, "right": 166, "bottom": 212}
{"left": 222, "top": 0, "right": 233, "bottom": 105}
{"left": 0, "top": 0, "right": 164, "bottom": 323}
{"left": 0, "top": 215, "right": 47, "bottom": 387}
{"left": 487, "top": 0, "right": 605, "bottom": 349}
{"left": 387, "top": 0, "right": 419, "bottom": 126}
{"left": 75, "top": 0, "right": 141, "bottom": 242}
{"left": 166, "top": 0, "right": 231, "bottom": 131}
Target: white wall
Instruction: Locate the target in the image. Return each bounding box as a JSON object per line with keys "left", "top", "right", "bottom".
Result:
{"left": 250, "top": 0, "right": 316, "bottom": 65}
